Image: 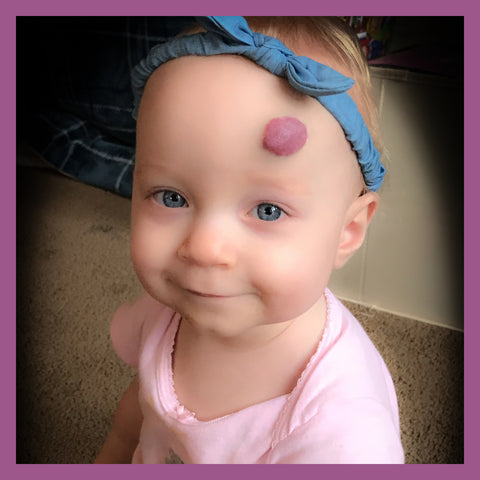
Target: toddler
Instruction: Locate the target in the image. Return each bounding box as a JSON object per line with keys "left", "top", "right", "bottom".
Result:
{"left": 95, "top": 16, "right": 404, "bottom": 464}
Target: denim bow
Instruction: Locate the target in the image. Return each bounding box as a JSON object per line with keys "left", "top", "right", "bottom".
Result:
{"left": 131, "top": 16, "right": 385, "bottom": 191}
{"left": 201, "top": 16, "right": 356, "bottom": 97}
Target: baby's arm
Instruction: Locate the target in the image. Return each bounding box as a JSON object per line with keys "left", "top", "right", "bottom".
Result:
{"left": 95, "top": 376, "right": 142, "bottom": 464}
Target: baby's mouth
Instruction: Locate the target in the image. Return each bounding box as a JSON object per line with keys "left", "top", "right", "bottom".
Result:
{"left": 185, "top": 289, "right": 231, "bottom": 299}
{"left": 165, "top": 275, "right": 241, "bottom": 299}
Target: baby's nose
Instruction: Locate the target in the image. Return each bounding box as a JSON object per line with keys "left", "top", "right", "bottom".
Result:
{"left": 177, "top": 217, "right": 237, "bottom": 268}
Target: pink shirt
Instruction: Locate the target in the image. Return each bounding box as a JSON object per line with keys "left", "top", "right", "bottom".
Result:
{"left": 111, "top": 289, "right": 404, "bottom": 464}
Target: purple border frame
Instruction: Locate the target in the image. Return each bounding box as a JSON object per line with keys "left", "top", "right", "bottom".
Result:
{"left": 6, "top": 1, "right": 473, "bottom": 478}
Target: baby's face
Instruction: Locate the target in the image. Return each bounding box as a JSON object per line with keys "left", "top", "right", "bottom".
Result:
{"left": 131, "top": 55, "right": 362, "bottom": 339}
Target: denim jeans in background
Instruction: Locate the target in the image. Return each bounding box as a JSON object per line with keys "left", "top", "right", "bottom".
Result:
{"left": 18, "top": 17, "right": 194, "bottom": 197}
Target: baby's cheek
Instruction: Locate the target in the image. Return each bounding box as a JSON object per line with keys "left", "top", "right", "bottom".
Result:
{"left": 253, "top": 251, "right": 325, "bottom": 321}
{"left": 130, "top": 233, "right": 151, "bottom": 278}
{"left": 131, "top": 222, "right": 163, "bottom": 270}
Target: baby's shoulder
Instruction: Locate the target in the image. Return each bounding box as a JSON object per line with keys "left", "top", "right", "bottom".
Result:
{"left": 287, "top": 291, "right": 397, "bottom": 424}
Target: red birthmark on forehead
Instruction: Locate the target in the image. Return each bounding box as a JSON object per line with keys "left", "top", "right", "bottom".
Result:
{"left": 262, "top": 116, "right": 308, "bottom": 156}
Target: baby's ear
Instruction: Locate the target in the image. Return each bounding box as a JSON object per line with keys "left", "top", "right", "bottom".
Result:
{"left": 333, "top": 191, "right": 379, "bottom": 269}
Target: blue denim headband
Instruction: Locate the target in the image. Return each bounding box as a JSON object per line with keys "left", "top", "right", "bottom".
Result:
{"left": 131, "top": 16, "right": 385, "bottom": 191}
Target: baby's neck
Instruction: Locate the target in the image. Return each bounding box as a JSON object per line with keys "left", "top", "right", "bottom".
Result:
{"left": 172, "top": 295, "right": 327, "bottom": 421}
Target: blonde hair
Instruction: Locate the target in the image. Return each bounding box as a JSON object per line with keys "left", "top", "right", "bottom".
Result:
{"left": 243, "top": 17, "right": 383, "bottom": 157}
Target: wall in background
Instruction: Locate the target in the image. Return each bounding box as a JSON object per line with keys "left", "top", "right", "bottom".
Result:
{"left": 329, "top": 68, "right": 463, "bottom": 331}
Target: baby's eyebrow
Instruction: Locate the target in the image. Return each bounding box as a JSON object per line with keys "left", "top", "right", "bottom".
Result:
{"left": 133, "top": 162, "right": 168, "bottom": 177}
{"left": 251, "top": 174, "right": 310, "bottom": 197}
{"left": 262, "top": 116, "right": 307, "bottom": 157}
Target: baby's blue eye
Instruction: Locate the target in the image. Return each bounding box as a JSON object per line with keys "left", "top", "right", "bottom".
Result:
{"left": 155, "top": 190, "right": 187, "bottom": 208}
{"left": 255, "top": 203, "right": 284, "bottom": 222}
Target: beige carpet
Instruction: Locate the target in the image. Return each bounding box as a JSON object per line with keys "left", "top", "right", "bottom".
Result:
{"left": 16, "top": 163, "right": 463, "bottom": 464}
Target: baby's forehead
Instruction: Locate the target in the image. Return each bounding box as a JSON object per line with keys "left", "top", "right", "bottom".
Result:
{"left": 132, "top": 17, "right": 384, "bottom": 192}
{"left": 136, "top": 55, "right": 362, "bottom": 193}
{"left": 137, "top": 55, "right": 362, "bottom": 187}
{"left": 146, "top": 55, "right": 311, "bottom": 110}
{"left": 142, "top": 55, "right": 346, "bottom": 154}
